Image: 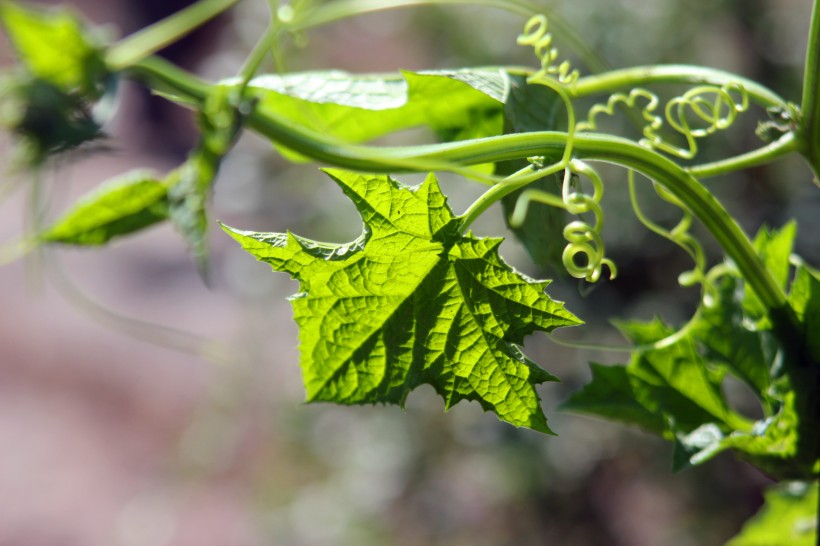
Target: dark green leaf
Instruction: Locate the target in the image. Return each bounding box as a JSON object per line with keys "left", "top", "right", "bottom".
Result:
{"left": 223, "top": 169, "right": 581, "bottom": 432}
{"left": 41, "top": 171, "right": 168, "bottom": 245}
{"left": 789, "top": 264, "right": 820, "bottom": 364}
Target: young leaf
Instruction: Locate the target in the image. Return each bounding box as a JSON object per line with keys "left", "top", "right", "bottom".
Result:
{"left": 743, "top": 222, "right": 796, "bottom": 323}
{"left": 223, "top": 170, "right": 581, "bottom": 432}
{"left": 41, "top": 171, "right": 168, "bottom": 245}
{"left": 0, "top": 1, "right": 106, "bottom": 96}
{"left": 167, "top": 84, "right": 241, "bottom": 276}
{"left": 0, "top": 2, "right": 109, "bottom": 165}
{"left": 616, "top": 318, "right": 747, "bottom": 432}
{"left": 726, "top": 481, "right": 818, "bottom": 546}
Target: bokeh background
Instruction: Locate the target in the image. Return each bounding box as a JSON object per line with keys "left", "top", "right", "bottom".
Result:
{"left": 1, "top": 0, "right": 818, "bottom": 545}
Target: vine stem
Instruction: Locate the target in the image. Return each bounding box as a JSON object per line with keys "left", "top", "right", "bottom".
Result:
{"left": 124, "top": 56, "right": 789, "bottom": 320}
{"left": 105, "top": 0, "right": 241, "bottom": 70}
{"left": 573, "top": 65, "right": 789, "bottom": 108}
{"left": 687, "top": 133, "right": 799, "bottom": 179}
{"left": 800, "top": 0, "right": 820, "bottom": 184}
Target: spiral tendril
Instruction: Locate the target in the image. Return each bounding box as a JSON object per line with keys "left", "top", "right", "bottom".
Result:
{"left": 517, "top": 15, "right": 580, "bottom": 87}
{"left": 577, "top": 83, "right": 749, "bottom": 160}
{"left": 511, "top": 159, "right": 616, "bottom": 283}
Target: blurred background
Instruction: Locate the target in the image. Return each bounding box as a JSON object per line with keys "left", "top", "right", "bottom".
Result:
{"left": 0, "top": 0, "right": 818, "bottom": 544}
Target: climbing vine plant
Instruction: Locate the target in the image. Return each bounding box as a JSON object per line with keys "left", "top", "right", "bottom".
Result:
{"left": 1, "top": 0, "right": 819, "bottom": 543}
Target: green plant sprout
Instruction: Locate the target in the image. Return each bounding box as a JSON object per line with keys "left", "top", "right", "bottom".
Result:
{"left": 1, "top": 0, "right": 818, "bottom": 543}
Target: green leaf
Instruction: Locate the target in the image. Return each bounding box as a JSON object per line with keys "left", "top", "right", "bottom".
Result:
{"left": 789, "top": 264, "right": 820, "bottom": 364}
{"left": 726, "top": 481, "right": 818, "bottom": 546}
{"left": 617, "top": 318, "right": 746, "bottom": 432}
{"left": 0, "top": 1, "right": 106, "bottom": 96}
{"left": 223, "top": 169, "right": 581, "bottom": 432}
{"left": 41, "top": 171, "right": 168, "bottom": 245}
{"left": 0, "top": 2, "right": 109, "bottom": 165}
{"left": 560, "top": 363, "right": 667, "bottom": 434}
{"left": 743, "top": 222, "right": 796, "bottom": 323}
{"left": 671, "top": 390, "right": 800, "bottom": 472}
{"left": 499, "top": 74, "right": 567, "bottom": 273}
{"left": 692, "top": 274, "right": 775, "bottom": 398}
{"left": 243, "top": 69, "right": 506, "bottom": 158}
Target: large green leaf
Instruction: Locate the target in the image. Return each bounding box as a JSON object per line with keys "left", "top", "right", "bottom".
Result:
{"left": 244, "top": 69, "right": 506, "bottom": 157}
{"left": 726, "top": 481, "right": 818, "bottom": 546}
{"left": 41, "top": 171, "right": 168, "bottom": 245}
{"left": 224, "top": 169, "right": 581, "bottom": 432}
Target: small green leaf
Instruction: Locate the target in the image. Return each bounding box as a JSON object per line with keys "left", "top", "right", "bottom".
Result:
{"left": 41, "top": 171, "right": 168, "bottom": 245}
{"left": 0, "top": 2, "right": 110, "bottom": 165}
{"left": 0, "top": 1, "right": 106, "bottom": 96}
{"left": 789, "top": 264, "right": 820, "bottom": 364}
{"left": 168, "top": 84, "right": 241, "bottom": 276}
{"left": 726, "top": 481, "right": 818, "bottom": 546}
{"left": 743, "top": 222, "right": 796, "bottom": 322}
{"left": 243, "top": 69, "right": 506, "bottom": 158}
{"left": 223, "top": 170, "right": 581, "bottom": 432}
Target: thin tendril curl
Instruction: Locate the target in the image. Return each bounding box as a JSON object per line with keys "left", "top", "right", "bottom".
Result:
{"left": 517, "top": 14, "right": 580, "bottom": 87}
{"left": 577, "top": 83, "right": 749, "bottom": 160}
{"left": 511, "top": 159, "right": 616, "bottom": 283}
{"left": 512, "top": 16, "right": 618, "bottom": 283}
{"left": 627, "top": 169, "right": 706, "bottom": 287}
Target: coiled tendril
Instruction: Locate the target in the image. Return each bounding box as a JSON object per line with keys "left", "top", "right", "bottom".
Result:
{"left": 511, "top": 159, "right": 616, "bottom": 283}
{"left": 577, "top": 83, "right": 749, "bottom": 160}
{"left": 517, "top": 14, "right": 580, "bottom": 87}
{"left": 510, "top": 17, "right": 618, "bottom": 282}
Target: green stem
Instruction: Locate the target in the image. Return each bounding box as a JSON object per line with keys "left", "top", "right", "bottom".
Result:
{"left": 105, "top": 0, "right": 241, "bottom": 70}
{"left": 460, "top": 162, "right": 567, "bottom": 232}
{"left": 800, "top": 0, "right": 820, "bottom": 180}
{"left": 237, "top": 4, "right": 281, "bottom": 90}
{"left": 686, "top": 133, "right": 799, "bottom": 179}
{"left": 125, "top": 56, "right": 788, "bottom": 314}
{"left": 573, "top": 65, "right": 790, "bottom": 108}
